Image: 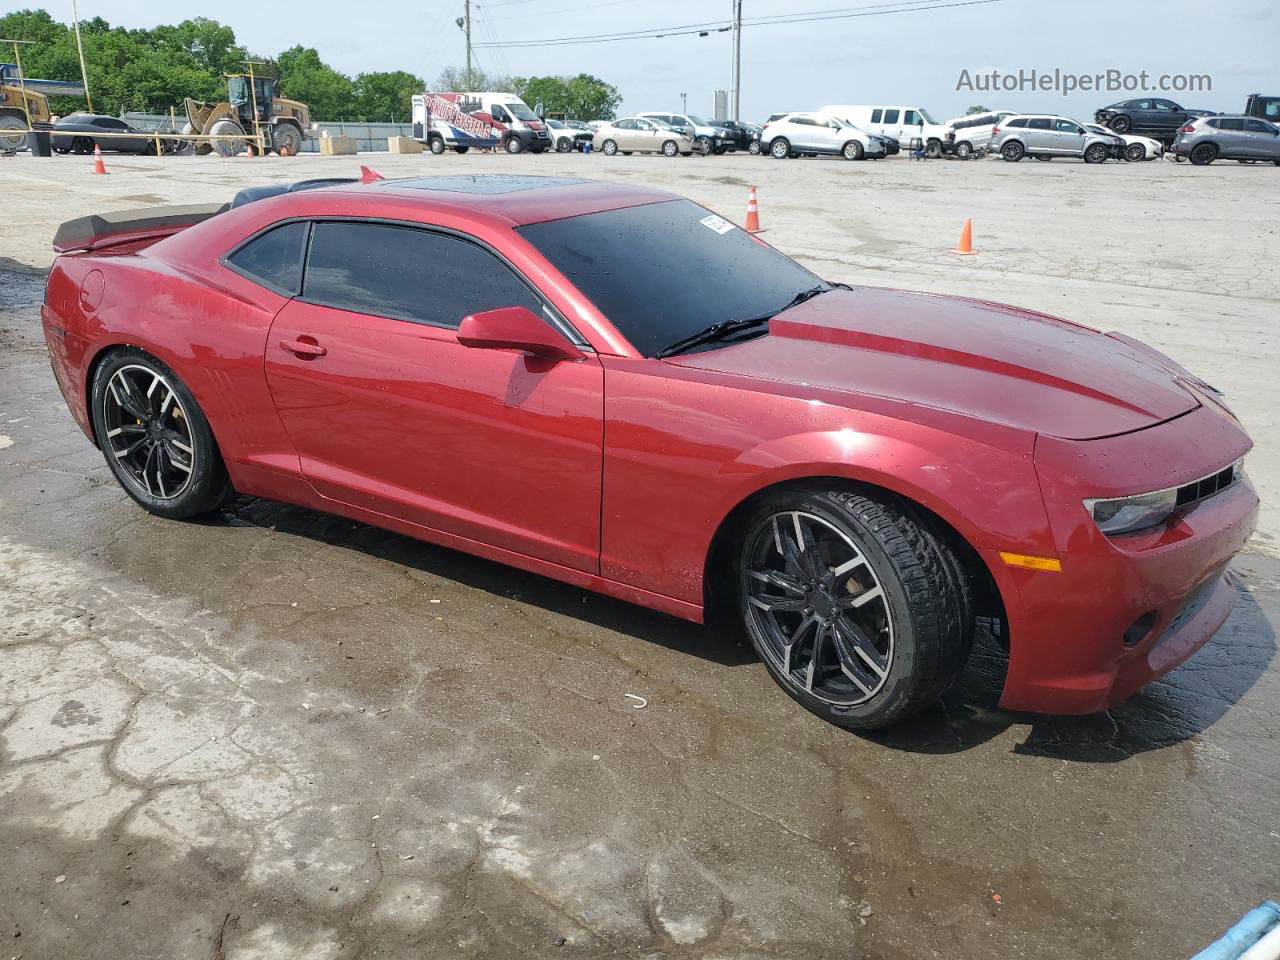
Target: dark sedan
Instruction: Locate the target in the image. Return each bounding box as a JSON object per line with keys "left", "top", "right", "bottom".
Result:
{"left": 51, "top": 114, "right": 178, "bottom": 155}
{"left": 1094, "top": 98, "right": 1215, "bottom": 141}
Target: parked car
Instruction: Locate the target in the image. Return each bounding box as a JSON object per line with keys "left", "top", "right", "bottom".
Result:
{"left": 823, "top": 104, "right": 952, "bottom": 156}
{"left": 545, "top": 118, "right": 592, "bottom": 153}
{"left": 945, "top": 109, "right": 1016, "bottom": 158}
{"left": 761, "top": 112, "right": 885, "bottom": 160}
{"left": 1094, "top": 98, "right": 1215, "bottom": 141}
{"left": 635, "top": 112, "right": 735, "bottom": 153}
{"left": 50, "top": 113, "right": 177, "bottom": 154}
{"left": 1084, "top": 123, "right": 1162, "bottom": 161}
{"left": 992, "top": 114, "right": 1122, "bottom": 163}
{"left": 592, "top": 117, "right": 695, "bottom": 156}
{"left": 1172, "top": 114, "right": 1280, "bottom": 165}
{"left": 45, "top": 175, "right": 1256, "bottom": 730}
{"left": 714, "top": 120, "right": 756, "bottom": 152}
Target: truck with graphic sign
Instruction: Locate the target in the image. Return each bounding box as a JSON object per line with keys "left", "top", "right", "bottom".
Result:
{"left": 411, "top": 91, "right": 552, "bottom": 155}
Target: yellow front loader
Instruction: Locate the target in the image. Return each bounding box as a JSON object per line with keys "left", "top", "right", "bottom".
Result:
{"left": 184, "top": 73, "right": 314, "bottom": 157}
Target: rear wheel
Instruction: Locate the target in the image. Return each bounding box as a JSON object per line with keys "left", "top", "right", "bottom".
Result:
{"left": 1001, "top": 140, "right": 1025, "bottom": 162}
{"left": 90, "top": 349, "right": 231, "bottom": 520}
{"left": 271, "top": 123, "right": 302, "bottom": 157}
{"left": 0, "top": 114, "right": 30, "bottom": 151}
{"left": 183, "top": 122, "right": 212, "bottom": 155}
{"left": 736, "top": 487, "right": 973, "bottom": 730}
{"left": 453, "top": 145, "right": 469, "bottom": 154}
{"left": 769, "top": 137, "right": 791, "bottom": 159}
{"left": 1034, "top": 155, "right": 1053, "bottom": 161}
{"left": 955, "top": 141, "right": 973, "bottom": 159}
{"left": 71, "top": 136, "right": 94, "bottom": 155}
{"left": 601, "top": 139, "right": 618, "bottom": 156}
{"left": 1109, "top": 115, "right": 1132, "bottom": 134}
{"left": 1190, "top": 142, "right": 1218, "bottom": 166}
{"left": 1124, "top": 142, "right": 1146, "bottom": 162}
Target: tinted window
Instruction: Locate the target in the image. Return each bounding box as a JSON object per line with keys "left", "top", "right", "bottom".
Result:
{"left": 1028, "top": 117, "right": 1052, "bottom": 129}
{"left": 1007, "top": 118, "right": 1027, "bottom": 128}
{"left": 883, "top": 109, "right": 900, "bottom": 123}
{"left": 1245, "top": 118, "right": 1275, "bottom": 133}
{"left": 904, "top": 110, "right": 921, "bottom": 125}
{"left": 226, "top": 221, "right": 308, "bottom": 295}
{"left": 304, "top": 222, "right": 539, "bottom": 328}
{"left": 1218, "top": 118, "right": 1245, "bottom": 131}
{"left": 93, "top": 117, "right": 127, "bottom": 129}
{"left": 871, "top": 109, "right": 882, "bottom": 123}
{"left": 518, "top": 199, "right": 821, "bottom": 358}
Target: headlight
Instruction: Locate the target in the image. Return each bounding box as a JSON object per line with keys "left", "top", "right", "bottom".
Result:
{"left": 1084, "top": 489, "right": 1178, "bottom": 535}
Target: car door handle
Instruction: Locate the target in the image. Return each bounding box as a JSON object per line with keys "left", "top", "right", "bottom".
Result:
{"left": 279, "top": 338, "right": 327, "bottom": 358}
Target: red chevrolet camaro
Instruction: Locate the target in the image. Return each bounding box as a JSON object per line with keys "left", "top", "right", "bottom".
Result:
{"left": 42, "top": 174, "right": 1257, "bottom": 730}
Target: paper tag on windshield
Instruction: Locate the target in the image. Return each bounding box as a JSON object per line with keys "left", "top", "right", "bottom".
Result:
{"left": 700, "top": 214, "right": 735, "bottom": 235}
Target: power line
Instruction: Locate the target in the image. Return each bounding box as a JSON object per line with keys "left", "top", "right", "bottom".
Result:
{"left": 475, "top": 0, "right": 648, "bottom": 22}
{"left": 473, "top": 0, "right": 1003, "bottom": 48}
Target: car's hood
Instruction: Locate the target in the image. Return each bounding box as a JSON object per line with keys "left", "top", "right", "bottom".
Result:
{"left": 667, "top": 287, "right": 1199, "bottom": 440}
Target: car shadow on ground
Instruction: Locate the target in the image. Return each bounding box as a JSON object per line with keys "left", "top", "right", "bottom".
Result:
{"left": 218, "top": 497, "right": 1276, "bottom": 762}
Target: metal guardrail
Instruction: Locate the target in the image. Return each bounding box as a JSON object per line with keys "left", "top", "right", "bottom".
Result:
{"left": 122, "top": 114, "right": 413, "bottom": 153}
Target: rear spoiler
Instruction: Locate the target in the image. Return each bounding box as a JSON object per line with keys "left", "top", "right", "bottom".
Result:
{"left": 52, "top": 203, "right": 229, "bottom": 253}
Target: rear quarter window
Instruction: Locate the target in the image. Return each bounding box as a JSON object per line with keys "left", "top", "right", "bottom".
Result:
{"left": 224, "top": 221, "right": 309, "bottom": 296}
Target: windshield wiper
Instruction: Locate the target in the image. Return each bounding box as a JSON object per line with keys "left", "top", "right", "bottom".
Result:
{"left": 655, "top": 283, "right": 834, "bottom": 359}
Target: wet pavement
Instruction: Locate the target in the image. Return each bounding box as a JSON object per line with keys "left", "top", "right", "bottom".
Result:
{"left": 1, "top": 155, "right": 1279, "bottom": 960}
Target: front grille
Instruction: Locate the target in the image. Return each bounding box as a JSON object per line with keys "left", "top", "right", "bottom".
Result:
{"left": 1175, "top": 461, "right": 1241, "bottom": 508}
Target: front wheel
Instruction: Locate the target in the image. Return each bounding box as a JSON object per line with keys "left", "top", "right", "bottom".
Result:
{"left": 1124, "top": 142, "right": 1146, "bottom": 162}
{"left": 661, "top": 139, "right": 679, "bottom": 157}
{"left": 504, "top": 135, "right": 524, "bottom": 154}
{"left": 0, "top": 114, "right": 30, "bottom": 151}
{"left": 842, "top": 140, "right": 865, "bottom": 161}
{"left": 90, "top": 348, "right": 231, "bottom": 520}
{"left": 769, "top": 137, "right": 791, "bottom": 159}
{"left": 737, "top": 487, "right": 973, "bottom": 730}
{"left": 1083, "top": 143, "right": 1109, "bottom": 164}
{"left": 1001, "top": 141, "right": 1025, "bottom": 162}
{"left": 926, "top": 139, "right": 942, "bottom": 158}
{"left": 209, "top": 118, "right": 246, "bottom": 158}
{"left": 748, "top": 140, "right": 761, "bottom": 155}
{"left": 556, "top": 138, "right": 572, "bottom": 152}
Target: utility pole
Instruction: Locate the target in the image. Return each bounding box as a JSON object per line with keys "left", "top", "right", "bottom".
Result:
{"left": 71, "top": 0, "right": 92, "bottom": 112}
{"left": 681, "top": 91, "right": 687, "bottom": 113}
{"left": 731, "top": 0, "right": 742, "bottom": 121}
{"left": 464, "top": 0, "right": 472, "bottom": 88}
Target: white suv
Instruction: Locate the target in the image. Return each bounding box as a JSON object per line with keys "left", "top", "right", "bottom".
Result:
{"left": 945, "top": 109, "right": 1016, "bottom": 158}
{"left": 760, "top": 113, "right": 884, "bottom": 160}
{"left": 823, "top": 104, "right": 951, "bottom": 156}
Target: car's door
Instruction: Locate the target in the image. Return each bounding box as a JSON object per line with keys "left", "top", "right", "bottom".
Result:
{"left": 1214, "top": 118, "right": 1246, "bottom": 157}
{"left": 635, "top": 118, "right": 661, "bottom": 152}
{"left": 262, "top": 219, "right": 605, "bottom": 574}
{"left": 902, "top": 108, "right": 925, "bottom": 145}
{"left": 1024, "top": 117, "right": 1054, "bottom": 152}
{"left": 1244, "top": 118, "right": 1279, "bottom": 158}
{"left": 1150, "top": 99, "right": 1181, "bottom": 138}
{"left": 880, "top": 107, "right": 903, "bottom": 141}
{"left": 1053, "top": 118, "right": 1087, "bottom": 156}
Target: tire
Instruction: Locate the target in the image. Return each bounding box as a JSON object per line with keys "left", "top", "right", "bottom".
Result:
{"left": 1109, "top": 115, "right": 1132, "bottom": 134}
{"left": 769, "top": 137, "right": 791, "bottom": 159}
{"left": 429, "top": 135, "right": 446, "bottom": 155}
{"left": 209, "top": 118, "right": 246, "bottom": 158}
{"left": 71, "top": 136, "right": 94, "bottom": 155}
{"left": 842, "top": 140, "right": 865, "bottom": 161}
{"left": 1124, "top": 142, "right": 1146, "bottom": 162}
{"left": 695, "top": 135, "right": 712, "bottom": 154}
{"left": 955, "top": 141, "right": 973, "bottom": 159}
{"left": 736, "top": 487, "right": 973, "bottom": 731}
{"left": 601, "top": 139, "right": 618, "bottom": 156}
{"left": 1001, "top": 140, "right": 1025, "bottom": 162}
{"left": 556, "top": 137, "right": 571, "bottom": 152}
{"left": 1190, "top": 143, "right": 1217, "bottom": 166}
{"left": 182, "top": 122, "right": 213, "bottom": 156}
{"left": 621, "top": 151, "right": 633, "bottom": 156}
{"left": 0, "top": 114, "right": 30, "bottom": 151}
{"left": 926, "top": 139, "right": 942, "bottom": 158}
{"left": 748, "top": 140, "right": 761, "bottom": 155}
{"left": 504, "top": 135, "right": 523, "bottom": 154}
{"left": 1274, "top": 160, "right": 1280, "bottom": 167}
{"left": 1084, "top": 143, "right": 1109, "bottom": 164}
{"left": 1033, "top": 155, "right": 1053, "bottom": 161}
{"left": 90, "top": 348, "right": 231, "bottom": 521}
{"left": 662, "top": 139, "right": 679, "bottom": 157}
{"left": 453, "top": 145, "right": 469, "bottom": 154}
{"left": 271, "top": 123, "right": 302, "bottom": 157}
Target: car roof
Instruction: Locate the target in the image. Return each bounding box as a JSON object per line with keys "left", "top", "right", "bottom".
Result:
{"left": 302, "top": 175, "right": 679, "bottom": 228}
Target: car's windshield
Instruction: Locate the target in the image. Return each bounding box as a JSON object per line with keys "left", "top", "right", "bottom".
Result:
{"left": 518, "top": 199, "right": 823, "bottom": 358}
{"left": 918, "top": 108, "right": 938, "bottom": 124}
{"left": 546, "top": 119, "right": 563, "bottom": 128}
{"left": 686, "top": 115, "right": 710, "bottom": 125}
{"left": 506, "top": 102, "right": 537, "bottom": 121}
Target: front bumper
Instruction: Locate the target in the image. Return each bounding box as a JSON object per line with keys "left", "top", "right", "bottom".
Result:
{"left": 995, "top": 400, "right": 1257, "bottom": 715}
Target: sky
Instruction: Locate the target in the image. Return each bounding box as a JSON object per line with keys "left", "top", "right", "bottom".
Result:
{"left": 15, "top": 0, "right": 1276, "bottom": 122}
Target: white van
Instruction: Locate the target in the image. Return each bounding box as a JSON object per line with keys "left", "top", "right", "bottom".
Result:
{"left": 822, "top": 104, "right": 952, "bottom": 156}
{"left": 411, "top": 91, "right": 552, "bottom": 154}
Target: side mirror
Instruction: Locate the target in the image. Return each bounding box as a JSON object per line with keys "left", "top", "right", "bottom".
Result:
{"left": 457, "top": 306, "right": 585, "bottom": 362}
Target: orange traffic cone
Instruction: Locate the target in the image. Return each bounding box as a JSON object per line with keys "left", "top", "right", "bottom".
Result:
{"left": 359, "top": 164, "right": 385, "bottom": 183}
{"left": 92, "top": 144, "right": 107, "bottom": 175}
{"left": 952, "top": 218, "right": 976, "bottom": 255}
{"left": 745, "top": 185, "right": 763, "bottom": 233}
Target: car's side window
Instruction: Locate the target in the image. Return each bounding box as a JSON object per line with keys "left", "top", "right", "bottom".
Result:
{"left": 1007, "top": 118, "right": 1027, "bottom": 128}
{"left": 904, "top": 110, "right": 920, "bottom": 125}
{"left": 1218, "top": 118, "right": 1244, "bottom": 131}
{"left": 1245, "top": 119, "right": 1274, "bottom": 133}
{"left": 1056, "top": 120, "right": 1082, "bottom": 133}
{"left": 1028, "top": 117, "right": 1052, "bottom": 130}
{"left": 302, "top": 221, "right": 541, "bottom": 329}
{"left": 225, "top": 221, "right": 309, "bottom": 296}
{"left": 883, "top": 109, "right": 900, "bottom": 123}
{"left": 871, "top": 109, "right": 882, "bottom": 123}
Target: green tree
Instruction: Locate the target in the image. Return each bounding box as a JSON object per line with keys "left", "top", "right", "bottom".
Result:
{"left": 965, "top": 104, "right": 989, "bottom": 115}
{"left": 434, "top": 65, "right": 510, "bottom": 93}
{"left": 277, "top": 45, "right": 353, "bottom": 120}
{"left": 510, "top": 73, "right": 619, "bottom": 121}
{"left": 354, "top": 70, "right": 423, "bottom": 122}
